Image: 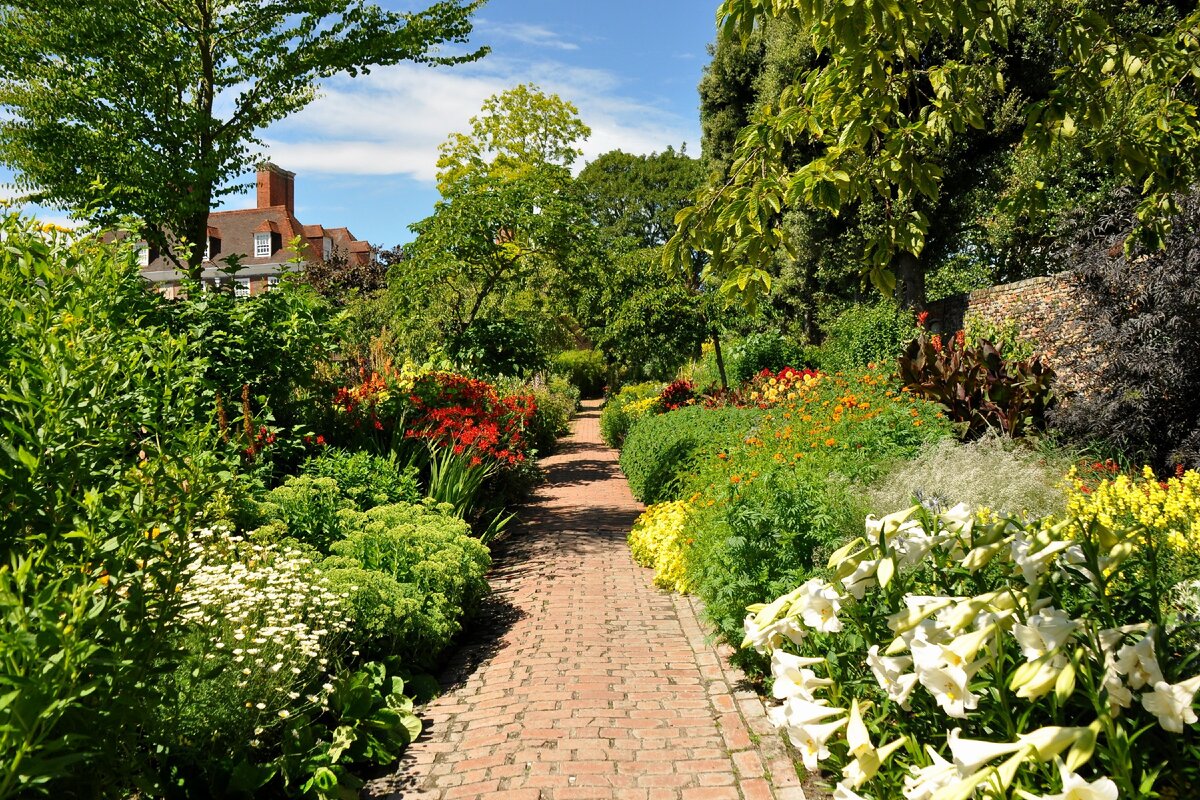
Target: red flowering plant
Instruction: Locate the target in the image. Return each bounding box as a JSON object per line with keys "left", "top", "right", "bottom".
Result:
{"left": 327, "top": 362, "right": 419, "bottom": 452}
{"left": 405, "top": 372, "right": 538, "bottom": 468}
{"left": 658, "top": 379, "right": 698, "bottom": 411}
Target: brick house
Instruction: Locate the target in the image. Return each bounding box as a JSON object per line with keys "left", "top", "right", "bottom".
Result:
{"left": 138, "top": 162, "right": 373, "bottom": 298}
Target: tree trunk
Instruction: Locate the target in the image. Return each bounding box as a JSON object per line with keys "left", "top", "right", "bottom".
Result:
{"left": 895, "top": 250, "right": 926, "bottom": 310}
{"left": 711, "top": 326, "right": 728, "bottom": 390}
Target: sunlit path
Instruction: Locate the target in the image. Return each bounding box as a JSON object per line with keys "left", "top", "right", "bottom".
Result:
{"left": 365, "top": 400, "right": 806, "bottom": 800}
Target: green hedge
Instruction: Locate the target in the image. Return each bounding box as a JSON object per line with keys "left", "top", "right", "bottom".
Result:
{"left": 620, "top": 405, "right": 763, "bottom": 504}
{"left": 553, "top": 349, "right": 608, "bottom": 398}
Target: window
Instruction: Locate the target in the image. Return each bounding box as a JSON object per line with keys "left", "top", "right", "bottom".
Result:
{"left": 137, "top": 243, "right": 150, "bottom": 267}
{"left": 234, "top": 278, "right": 251, "bottom": 298}
{"left": 323, "top": 236, "right": 332, "bottom": 261}
{"left": 254, "top": 232, "right": 271, "bottom": 258}
{"left": 267, "top": 276, "right": 280, "bottom": 292}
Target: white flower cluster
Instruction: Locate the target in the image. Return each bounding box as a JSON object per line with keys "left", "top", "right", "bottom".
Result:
{"left": 177, "top": 529, "right": 351, "bottom": 727}
{"left": 744, "top": 504, "right": 1200, "bottom": 800}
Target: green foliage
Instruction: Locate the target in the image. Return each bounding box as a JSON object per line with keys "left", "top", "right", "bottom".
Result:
{"left": 0, "top": 215, "right": 220, "bottom": 796}
{"left": 900, "top": 334, "right": 1057, "bottom": 439}
{"left": 963, "top": 314, "right": 1038, "bottom": 361}
{"left": 730, "top": 331, "right": 806, "bottom": 383}
{"left": 435, "top": 83, "right": 591, "bottom": 192}
{"left": 599, "top": 382, "right": 663, "bottom": 449}
{"left": 323, "top": 502, "right": 490, "bottom": 665}
{"left": 301, "top": 449, "right": 419, "bottom": 510}
{"left": 686, "top": 466, "right": 865, "bottom": 651}
{"left": 816, "top": 300, "right": 917, "bottom": 371}
{"left": 868, "top": 435, "right": 1070, "bottom": 520}
{"left": 576, "top": 147, "right": 706, "bottom": 248}
{"left": 0, "top": 0, "right": 485, "bottom": 276}
{"left": 677, "top": 0, "right": 1200, "bottom": 307}
{"left": 449, "top": 316, "right": 550, "bottom": 377}
{"left": 258, "top": 477, "right": 354, "bottom": 553}
{"left": 620, "top": 406, "right": 764, "bottom": 504}
{"left": 552, "top": 349, "right": 607, "bottom": 398}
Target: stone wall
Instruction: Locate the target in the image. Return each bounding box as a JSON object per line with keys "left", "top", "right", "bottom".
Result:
{"left": 924, "top": 273, "right": 1100, "bottom": 395}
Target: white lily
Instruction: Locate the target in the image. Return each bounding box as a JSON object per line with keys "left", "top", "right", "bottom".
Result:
{"left": 1017, "top": 759, "right": 1118, "bottom": 800}
{"left": 1141, "top": 674, "right": 1200, "bottom": 732}
{"left": 867, "top": 645, "right": 913, "bottom": 690}
{"left": 1011, "top": 536, "right": 1073, "bottom": 585}
{"left": 769, "top": 695, "right": 845, "bottom": 727}
{"left": 840, "top": 558, "right": 879, "bottom": 599}
{"left": 792, "top": 577, "right": 845, "bottom": 633}
{"left": 1012, "top": 607, "right": 1079, "bottom": 661}
{"left": 903, "top": 746, "right": 960, "bottom": 800}
{"left": 919, "top": 661, "right": 979, "bottom": 718}
{"left": 1101, "top": 665, "right": 1133, "bottom": 712}
{"left": 771, "top": 650, "right": 833, "bottom": 701}
{"left": 786, "top": 716, "right": 848, "bottom": 771}
{"left": 742, "top": 612, "right": 807, "bottom": 654}
{"left": 1114, "top": 632, "right": 1164, "bottom": 689}
{"left": 948, "top": 727, "right": 1025, "bottom": 773}
{"left": 843, "top": 734, "right": 907, "bottom": 788}
{"left": 833, "top": 781, "right": 871, "bottom": 800}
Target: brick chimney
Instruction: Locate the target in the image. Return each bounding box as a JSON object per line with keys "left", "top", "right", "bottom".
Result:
{"left": 256, "top": 162, "right": 295, "bottom": 213}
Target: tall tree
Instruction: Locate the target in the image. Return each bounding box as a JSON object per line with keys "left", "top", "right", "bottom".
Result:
{"left": 670, "top": 0, "right": 1200, "bottom": 309}
{"left": 0, "top": 0, "right": 486, "bottom": 278}
{"left": 395, "top": 85, "right": 595, "bottom": 365}
{"left": 576, "top": 147, "right": 705, "bottom": 248}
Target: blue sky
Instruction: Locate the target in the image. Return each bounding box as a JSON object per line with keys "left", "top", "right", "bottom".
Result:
{"left": 1, "top": 1, "right": 720, "bottom": 248}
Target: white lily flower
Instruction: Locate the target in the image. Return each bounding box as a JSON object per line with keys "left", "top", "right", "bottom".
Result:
{"left": 939, "top": 502, "right": 974, "bottom": 533}
{"left": 1012, "top": 608, "right": 1080, "bottom": 661}
{"left": 1011, "top": 536, "right": 1073, "bottom": 585}
{"left": 1024, "top": 759, "right": 1119, "bottom": 800}
{"left": 919, "top": 661, "right": 979, "bottom": 718}
{"left": 771, "top": 650, "right": 833, "bottom": 701}
{"left": 769, "top": 695, "right": 845, "bottom": 727}
{"left": 903, "top": 746, "right": 960, "bottom": 800}
{"left": 948, "top": 727, "right": 1026, "bottom": 773}
{"left": 792, "top": 577, "right": 845, "bottom": 633}
{"left": 841, "top": 558, "right": 879, "bottom": 599}
{"left": 1114, "top": 633, "right": 1164, "bottom": 690}
{"left": 845, "top": 699, "right": 872, "bottom": 758}
{"left": 786, "top": 717, "right": 848, "bottom": 771}
{"left": 833, "top": 782, "right": 871, "bottom": 800}
{"left": 743, "top": 612, "right": 807, "bottom": 654}
{"left": 1141, "top": 674, "right": 1200, "bottom": 732}
{"left": 867, "top": 645, "right": 912, "bottom": 688}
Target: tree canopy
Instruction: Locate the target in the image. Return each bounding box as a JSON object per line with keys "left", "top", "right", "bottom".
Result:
{"left": 670, "top": 0, "right": 1200, "bottom": 309}
{"left": 0, "top": 0, "right": 486, "bottom": 277}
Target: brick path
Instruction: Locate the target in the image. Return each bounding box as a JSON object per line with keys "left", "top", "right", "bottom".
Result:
{"left": 365, "top": 400, "right": 805, "bottom": 800}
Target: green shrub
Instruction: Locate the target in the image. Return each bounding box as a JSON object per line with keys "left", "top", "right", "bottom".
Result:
{"left": 685, "top": 466, "right": 866, "bottom": 656}
{"left": 553, "top": 349, "right": 608, "bottom": 398}
{"left": 322, "top": 501, "right": 490, "bottom": 665}
{"left": 620, "top": 406, "right": 763, "bottom": 504}
{"left": 817, "top": 299, "right": 916, "bottom": 371}
{"left": 494, "top": 373, "right": 578, "bottom": 454}
{"left": 599, "top": 382, "right": 663, "bottom": 448}
{"left": 868, "top": 435, "right": 1070, "bottom": 519}
{"left": 302, "top": 449, "right": 419, "bottom": 510}
{"left": 731, "top": 331, "right": 806, "bottom": 384}
{"left": 0, "top": 215, "right": 223, "bottom": 796}
{"left": 258, "top": 476, "right": 353, "bottom": 552}
{"left": 449, "top": 316, "right": 549, "bottom": 377}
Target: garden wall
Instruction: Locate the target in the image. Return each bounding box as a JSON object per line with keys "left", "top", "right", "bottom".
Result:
{"left": 925, "top": 273, "right": 1101, "bottom": 396}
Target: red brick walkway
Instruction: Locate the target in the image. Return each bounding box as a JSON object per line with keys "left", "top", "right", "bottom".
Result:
{"left": 365, "top": 401, "right": 805, "bottom": 800}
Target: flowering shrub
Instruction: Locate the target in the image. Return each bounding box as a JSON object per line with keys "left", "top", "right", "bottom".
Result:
{"left": 406, "top": 372, "right": 537, "bottom": 468}
{"left": 744, "top": 500, "right": 1200, "bottom": 799}
{"left": 745, "top": 366, "right": 821, "bottom": 406}
{"left": 628, "top": 500, "right": 695, "bottom": 593}
{"left": 659, "top": 378, "right": 698, "bottom": 411}
{"left": 599, "top": 382, "right": 665, "bottom": 447}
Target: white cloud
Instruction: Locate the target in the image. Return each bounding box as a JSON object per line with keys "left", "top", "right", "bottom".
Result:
{"left": 478, "top": 20, "right": 580, "bottom": 51}
{"left": 259, "top": 55, "right": 697, "bottom": 184}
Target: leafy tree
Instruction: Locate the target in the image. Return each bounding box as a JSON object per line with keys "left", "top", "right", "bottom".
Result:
{"left": 435, "top": 82, "right": 591, "bottom": 191}
{"left": 577, "top": 147, "right": 706, "bottom": 248}
{"left": 394, "top": 86, "right": 595, "bottom": 368}
{"left": 0, "top": 0, "right": 486, "bottom": 278}
{"left": 671, "top": 0, "right": 1200, "bottom": 308}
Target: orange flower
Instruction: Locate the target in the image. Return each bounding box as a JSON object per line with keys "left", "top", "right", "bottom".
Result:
{"left": 730, "top": 474, "right": 742, "bottom": 484}
{"left": 825, "top": 438, "right": 837, "bottom": 447}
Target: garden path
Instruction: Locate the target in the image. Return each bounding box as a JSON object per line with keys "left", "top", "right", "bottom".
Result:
{"left": 365, "top": 400, "right": 806, "bottom": 800}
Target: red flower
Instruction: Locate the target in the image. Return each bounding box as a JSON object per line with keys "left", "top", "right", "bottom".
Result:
{"left": 315, "top": 435, "right": 326, "bottom": 446}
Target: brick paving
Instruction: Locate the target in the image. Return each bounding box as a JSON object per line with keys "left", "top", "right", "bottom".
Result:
{"left": 365, "top": 400, "right": 805, "bottom": 800}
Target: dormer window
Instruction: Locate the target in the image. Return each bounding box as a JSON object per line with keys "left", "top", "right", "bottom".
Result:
{"left": 254, "top": 232, "right": 271, "bottom": 258}
{"left": 137, "top": 243, "right": 151, "bottom": 267}
{"left": 323, "top": 236, "right": 332, "bottom": 261}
